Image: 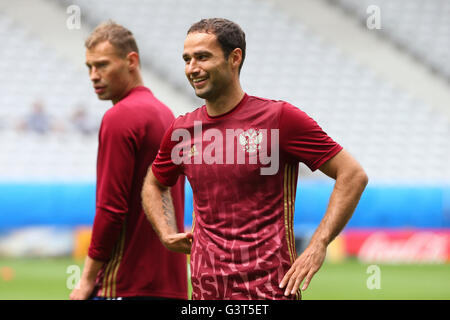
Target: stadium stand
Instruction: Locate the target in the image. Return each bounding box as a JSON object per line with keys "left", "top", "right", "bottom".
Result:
{"left": 332, "top": 0, "right": 450, "bottom": 80}
{"left": 0, "top": 11, "right": 107, "bottom": 181}
{"left": 0, "top": 0, "right": 198, "bottom": 181}
{"left": 0, "top": 0, "right": 448, "bottom": 183}
{"left": 0, "top": 3, "right": 191, "bottom": 181}
{"left": 57, "top": 0, "right": 449, "bottom": 183}
{"left": 0, "top": 0, "right": 450, "bottom": 185}
{"left": 1, "top": 0, "right": 449, "bottom": 182}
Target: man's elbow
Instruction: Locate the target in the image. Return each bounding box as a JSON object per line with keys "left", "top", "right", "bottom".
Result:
{"left": 339, "top": 163, "right": 368, "bottom": 191}
{"left": 141, "top": 171, "right": 152, "bottom": 200}
{"left": 354, "top": 167, "right": 369, "bottom": 190}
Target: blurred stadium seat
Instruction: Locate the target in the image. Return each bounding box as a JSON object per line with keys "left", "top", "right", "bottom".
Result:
{"left": 0, "top": 11, "right": 107, "bottom": 181}
{"left": 332, "top": 0, "right": 450, "bottom": 80}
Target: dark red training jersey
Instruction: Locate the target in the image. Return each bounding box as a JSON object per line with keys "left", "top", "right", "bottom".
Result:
{"left": 89, "top": 86, "right": 187, "bottom": 299}
{"left": 152, "top": 94, "right": 342, "bottom": 300}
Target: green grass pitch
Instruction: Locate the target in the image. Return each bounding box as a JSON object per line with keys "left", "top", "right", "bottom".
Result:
{"left": 0, "top": 257, "right": 449, "bottom": 300}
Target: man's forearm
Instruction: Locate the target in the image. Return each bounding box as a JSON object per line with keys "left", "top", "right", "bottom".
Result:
{"left": 141, "top": 173, "right": 179, "bottom": 242}
{"left": 142, "top": 169, "right": 192, "bottom": 254}
{"left": 310, "top": 168, "right": 368, "bottom": 247}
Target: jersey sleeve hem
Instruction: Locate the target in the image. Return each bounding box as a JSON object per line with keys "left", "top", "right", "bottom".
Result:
{"left": 309, "top": 144, "right": 343, "bottom": 172}
{"left": 88, "top": 248, "right": 112, "bottom": 262}
{"left": 151, "top": 164, "right": 176, "bottom": 187}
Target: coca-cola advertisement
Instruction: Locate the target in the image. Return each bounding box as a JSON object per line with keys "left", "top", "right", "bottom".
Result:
{"left": 343, "top": 229, "right": 450, "bottom": 263}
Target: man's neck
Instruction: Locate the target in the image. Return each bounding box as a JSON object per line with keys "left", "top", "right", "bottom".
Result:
{"left": 112, "top": 75, "right": 144, "bottom": 105}
{"left": 205, "top": 85, "right": 245, "bottom": 117}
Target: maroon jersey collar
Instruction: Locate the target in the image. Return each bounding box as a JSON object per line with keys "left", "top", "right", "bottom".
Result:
{"left": 202, "top": 93, "right": 249, "bottom": 121}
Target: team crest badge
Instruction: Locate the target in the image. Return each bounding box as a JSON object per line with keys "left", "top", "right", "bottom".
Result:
{"left": 239, "top": 129, "right": 263, "bottom": 153}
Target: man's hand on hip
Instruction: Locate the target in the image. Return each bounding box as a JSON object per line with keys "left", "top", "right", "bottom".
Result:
{"left": 279, "top": 241, "right": 327, "bottom": 296}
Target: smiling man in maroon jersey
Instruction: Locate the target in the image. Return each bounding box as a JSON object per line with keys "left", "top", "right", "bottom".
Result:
{"left": 69, "top": 21, "right": 187, "bottom": 300}
{"left": 142, "top": 18, "right": 368, "bottom": 300}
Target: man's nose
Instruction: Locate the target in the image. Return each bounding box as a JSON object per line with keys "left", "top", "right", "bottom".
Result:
{"left": 186, "top": 59, "right": 200, "bottom": 77}
{"left": 90, "top": 67, "right": 100, "bottom": 82}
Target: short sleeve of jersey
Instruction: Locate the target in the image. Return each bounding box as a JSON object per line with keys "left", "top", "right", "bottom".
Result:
{"left": 151, "top": 122, "right": 183, "bottom": 187}
{"left": 280, "top": 102, "right": 343, "bottom": 171}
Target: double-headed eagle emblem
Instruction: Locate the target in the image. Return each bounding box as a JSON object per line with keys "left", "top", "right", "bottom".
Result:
{"left": 239, "top": 129, "right": 263, "bottom": 153}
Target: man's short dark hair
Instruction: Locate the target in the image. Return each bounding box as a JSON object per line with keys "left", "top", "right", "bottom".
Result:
{"left": 187, "top": 18, "right": 246, "bottom": 73}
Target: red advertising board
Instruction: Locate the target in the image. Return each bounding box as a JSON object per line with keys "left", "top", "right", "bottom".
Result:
{"left": 342, "top": 229, "right": 450, "bottom": 263}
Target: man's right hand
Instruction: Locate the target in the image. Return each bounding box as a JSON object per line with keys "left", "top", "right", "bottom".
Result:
{"left": 70, "top": 277, "right": 96, "bottom": 300}
{"left": 69, "top": 256, "right": 104, "bottom": 300}
{"left": 162, "top": 232, "right": 193, "bottom": 254}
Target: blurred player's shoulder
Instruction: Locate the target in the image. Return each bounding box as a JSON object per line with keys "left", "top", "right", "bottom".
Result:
{"left": 101, "top": 86, "right": 171, "bottom": 131}
{"left": 115, "top": 86, "right": 168, "bottom": 112}
{"left": 170, "top": 103, "right": 205, "bottom": 129}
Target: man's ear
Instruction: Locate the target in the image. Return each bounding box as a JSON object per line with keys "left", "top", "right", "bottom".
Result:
{"left": 229, "top": 48, "right": 243, "bottom": 71}
{"left": 127, "top": 51, "right": 140, "bottom": 71}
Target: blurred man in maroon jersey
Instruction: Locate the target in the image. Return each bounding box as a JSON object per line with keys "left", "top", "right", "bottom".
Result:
{"left": 70, "top": 21, "right": 187, "bottom": 300}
